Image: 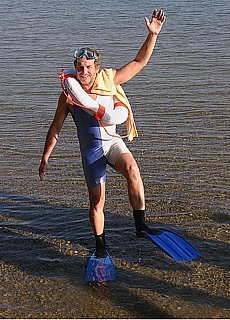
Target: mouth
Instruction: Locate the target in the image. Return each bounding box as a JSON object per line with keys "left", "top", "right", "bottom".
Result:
{"left": 79, "top": 75, "right": 90, "bottom": 80}
{"left": 78, "top": 75, "right": 95, "bottom": 86}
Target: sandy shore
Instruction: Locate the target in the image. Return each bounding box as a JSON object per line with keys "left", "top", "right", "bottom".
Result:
{"left": 1, "top": 194, "right": 229, "bottom": 319}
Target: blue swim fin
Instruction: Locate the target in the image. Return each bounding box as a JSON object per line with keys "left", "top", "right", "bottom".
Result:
{"left": 85, "top": 251, "right": 116, "bottom": 282}
{"left": 143, "top": 229, "right": 200, "bottom": 262}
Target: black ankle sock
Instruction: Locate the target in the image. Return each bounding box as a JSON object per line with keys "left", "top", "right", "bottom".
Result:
{"left": 95, "top": 232, "right": 106, "bottom": 258}
{"left": 133, "top": 210, "right": 146, "bottom": 230}
{"left": 133, "top": 210, "right": 151, "bottom": 236}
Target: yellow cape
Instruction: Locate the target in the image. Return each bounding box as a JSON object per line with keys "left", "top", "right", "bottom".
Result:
{"left": 91, "top": 68, "right": 138, "bottom": 141}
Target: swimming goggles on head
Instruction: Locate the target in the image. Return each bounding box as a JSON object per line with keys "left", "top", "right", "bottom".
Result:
{"left": 74, "top": 48, "right": 97, "bottom": 60}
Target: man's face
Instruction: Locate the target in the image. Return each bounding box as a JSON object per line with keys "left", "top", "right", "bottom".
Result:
{"left": 75, "top": 57, "right": 99, "bottom": 87}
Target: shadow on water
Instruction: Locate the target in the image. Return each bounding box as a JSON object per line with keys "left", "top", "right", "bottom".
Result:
{"left": 0, "top": 191, "right": 229, "bottom": 318}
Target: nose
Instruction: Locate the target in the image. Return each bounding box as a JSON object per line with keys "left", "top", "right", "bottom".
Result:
{"left": 82, "top": 66, "right": 88, "bottom": 74}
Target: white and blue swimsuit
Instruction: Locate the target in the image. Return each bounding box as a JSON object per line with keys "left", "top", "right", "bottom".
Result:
{"left": 71, "top": 95, "right": 130, "bottom": 188}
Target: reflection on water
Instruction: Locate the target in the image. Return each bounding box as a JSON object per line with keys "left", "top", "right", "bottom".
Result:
{"left": 0, "top": 0, "right": 229, "bottom": 318}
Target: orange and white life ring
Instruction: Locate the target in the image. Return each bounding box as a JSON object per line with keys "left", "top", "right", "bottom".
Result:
{"left": 60, "top": 68, "right": 129, "bottom": 125}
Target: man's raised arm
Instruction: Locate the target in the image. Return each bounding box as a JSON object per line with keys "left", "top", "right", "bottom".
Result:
{"left": 113, "top": 9, "right": 166, "bottom": 85}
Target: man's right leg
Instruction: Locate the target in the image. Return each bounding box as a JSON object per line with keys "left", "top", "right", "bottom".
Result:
{"left": 88, "top": 183, "right": 107, "bottom": 257}
{"left": 88, "top": 183, "right": 105, "bottom": 235}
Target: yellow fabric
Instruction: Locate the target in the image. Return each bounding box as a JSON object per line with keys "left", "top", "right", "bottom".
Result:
{"left": 92, "top": 68, "right": 138, "bottom": 141}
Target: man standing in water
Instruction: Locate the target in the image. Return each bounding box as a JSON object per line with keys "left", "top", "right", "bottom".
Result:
{"left": 39, "top": 9, "right": 166, "bottom": 257}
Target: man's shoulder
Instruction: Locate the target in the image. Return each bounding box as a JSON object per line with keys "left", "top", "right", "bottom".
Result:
{"left": 92, "top": 68, "right": 117, "bottom": 94}
{"left": 100, "top": 68, "right": 115, "bottom": 78}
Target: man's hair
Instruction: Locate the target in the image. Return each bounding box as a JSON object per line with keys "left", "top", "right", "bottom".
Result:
{"left": 74, "top": 47, "right": 101, "bottom": 67}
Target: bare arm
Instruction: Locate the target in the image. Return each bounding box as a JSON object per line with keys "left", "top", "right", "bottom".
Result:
{"left": 113, "top": 9, "right": 166, "bottom": 85}
{"left": 39, "top": 93, "right": 70, "bottom": 180}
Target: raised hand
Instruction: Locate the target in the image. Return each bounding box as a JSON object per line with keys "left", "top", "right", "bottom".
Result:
{"left": 145, "top": 9, "right": 166, "bottom": 35}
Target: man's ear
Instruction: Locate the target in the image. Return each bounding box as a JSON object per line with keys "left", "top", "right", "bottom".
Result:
{"left": 96, "top": 64, "right": 100, "bottom": 73}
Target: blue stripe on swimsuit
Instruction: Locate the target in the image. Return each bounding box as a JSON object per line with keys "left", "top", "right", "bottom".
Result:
{"left": 72, "top": 105, "right": 109, "bottom": 188}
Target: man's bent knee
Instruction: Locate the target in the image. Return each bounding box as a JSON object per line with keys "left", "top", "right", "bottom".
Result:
{"left": 115, "top": 153, "right": 141, "bottom": 181}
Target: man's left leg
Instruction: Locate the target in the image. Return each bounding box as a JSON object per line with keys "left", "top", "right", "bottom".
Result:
{"left": 115, "top": 153, "right": 152, "bottom": 236}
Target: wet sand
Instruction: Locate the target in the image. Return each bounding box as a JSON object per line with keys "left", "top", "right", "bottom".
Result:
{"left": 1, "top": 256, "right": 228, "bottom": 319}
{"left": 1, "top": 176, "right": 229, "bottom": 319}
